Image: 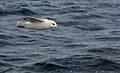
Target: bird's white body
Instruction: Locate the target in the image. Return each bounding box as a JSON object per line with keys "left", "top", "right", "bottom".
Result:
{"left": 17, "top": 17, "right": 57, "bottom": 30}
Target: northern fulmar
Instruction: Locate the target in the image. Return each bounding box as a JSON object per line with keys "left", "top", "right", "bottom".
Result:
{"left": 17, "top": 16, "right": 57, "bottom": 30}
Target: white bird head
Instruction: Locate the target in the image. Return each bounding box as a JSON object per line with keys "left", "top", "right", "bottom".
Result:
{"left": 44, "top": 19, "right": 57, "bottom": 28}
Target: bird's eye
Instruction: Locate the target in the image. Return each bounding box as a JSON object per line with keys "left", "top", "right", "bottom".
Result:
{"left": 52, "top": 23, "right": 55, "bottom": 25}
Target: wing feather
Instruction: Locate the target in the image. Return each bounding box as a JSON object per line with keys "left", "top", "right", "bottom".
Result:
{"left": 22, "top": 16, "right": 44, "bottom": 22}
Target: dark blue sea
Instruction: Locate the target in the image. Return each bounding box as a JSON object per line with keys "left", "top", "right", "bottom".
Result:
{"left": 0, "top": 0, "right": 120, "bottom": 73}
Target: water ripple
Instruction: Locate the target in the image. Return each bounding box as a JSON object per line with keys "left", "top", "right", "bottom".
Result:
{"left": 0, "top": 0, "right": 120, "bottom": 73}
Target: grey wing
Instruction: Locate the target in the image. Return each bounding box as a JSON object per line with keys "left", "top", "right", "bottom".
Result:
{"left": 22, "top": 16, "right": 44, "bottom": 22}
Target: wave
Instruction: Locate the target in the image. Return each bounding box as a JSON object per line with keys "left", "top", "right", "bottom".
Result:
{"left": 33, "top": 62, "right": 69, "bottom": 70}
{"left": 0, "top": 67, "right": 13, "bottom": 73}
{"left": 21, "top": 61, "right": 69, "bottom": 72}
{"left": 94, "top": 36, "right": 120, "bottom": 41}
{"left": 75, "top": 25, "right": 105, "bottom": 31}
{"left": 86, "top": 57, "right": 120, "bottom": 71}
{"left": 0, "top": 8, "right": 36, "bottom": 16}
{"left": 88, "top": 47, "right": 120, "bottom": 55}
{"left": 21, "top": 54, "right": 120, "bottom": 72}
{"left": 0, "top": 61, "right": 13, "bottom": 67}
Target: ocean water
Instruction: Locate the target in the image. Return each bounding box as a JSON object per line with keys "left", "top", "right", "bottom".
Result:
{"left": 0, "top": 0, "right": 120, "bottom": 73}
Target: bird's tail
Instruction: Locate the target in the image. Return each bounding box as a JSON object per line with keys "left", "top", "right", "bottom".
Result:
{"left": 17, "top": 21, "right": 26, "bottom": 28}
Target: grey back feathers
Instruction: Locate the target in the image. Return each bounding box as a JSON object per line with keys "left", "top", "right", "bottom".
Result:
{"left": 22, "top": 16, "right": 44, "bottom": 22}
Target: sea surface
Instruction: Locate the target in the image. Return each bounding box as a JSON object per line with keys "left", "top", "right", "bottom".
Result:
{"left": 0, "top": 0, "right": 120, "bottom": 73}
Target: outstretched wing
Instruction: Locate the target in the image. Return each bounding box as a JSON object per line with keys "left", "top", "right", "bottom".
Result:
{"left": 22, "top": 16, "right": 44, "bottom": 22}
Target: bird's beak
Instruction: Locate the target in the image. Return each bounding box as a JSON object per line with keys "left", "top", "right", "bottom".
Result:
{"left": 55, "top": 25, "right": 57, "bottom": 28}
{"left": 53, "top": 25, "right": 57, "bottom": 30}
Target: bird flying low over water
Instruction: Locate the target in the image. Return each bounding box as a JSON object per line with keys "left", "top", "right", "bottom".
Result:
{"left": 17, "top": 16, "right": 57, "bottom": 30}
